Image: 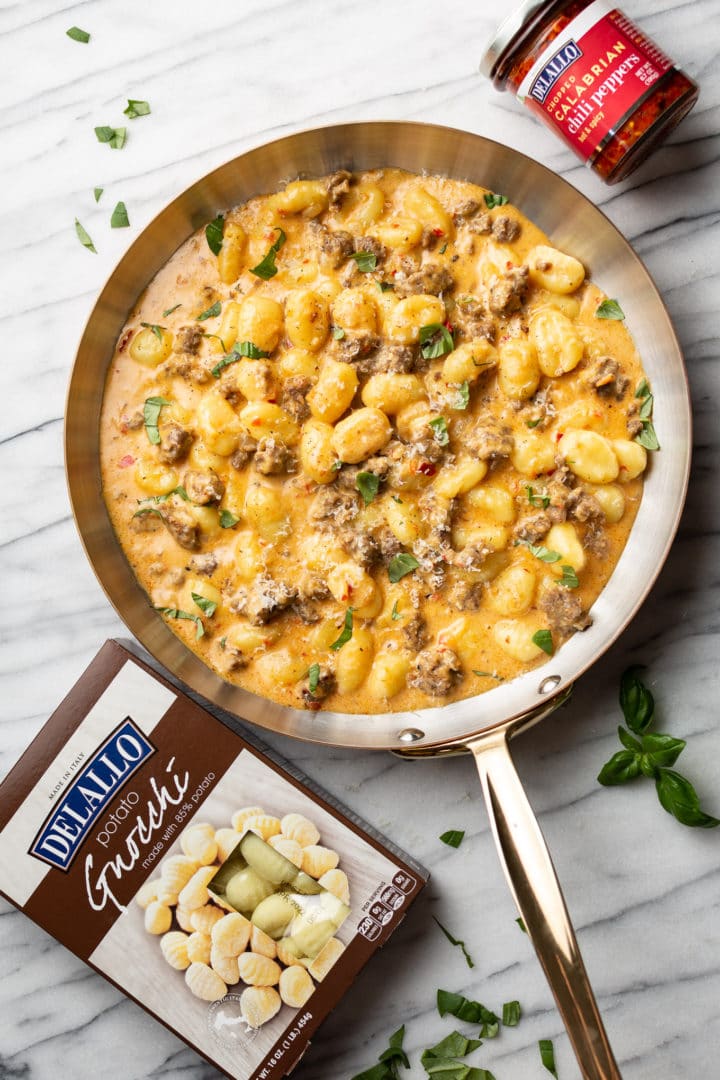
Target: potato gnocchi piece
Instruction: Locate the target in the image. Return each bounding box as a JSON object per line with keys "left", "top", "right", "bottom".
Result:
{"left": 318, "top": 868, "right": 351, "bottom": 906}
{"left": 302, "top": 844, "right": 340, "bottom": 878}
{"left": 180, "top": 823, "right": 218, "bottom": 866}
{"left": 144, "top": 901, "right": 172, "bottom": 936}
{"left": 175, "top": 905, "right": 196, "bottom": 933}
{"left": 268, "top": 834, "right": 304, "bottom": 868}
{"left": 242, "top": 814, "right": 283, "bottom": 842}
{"left": 279, "top": 965, "right": 315, "bottom": 1008}
{"left": 308, "top": 937, "right": 345, "bottom": 981}
{"left": 160, "top": 931, "right": 191, "bottom": 971}
{"left": 186, "top": 931, "right": 212, "bottom": 965}
{"left": 281, "top": 813, "right": 321, "bottom": 848}
{"left": 135, "top": 878, "right": 160, "bottom": 910}
{"left": 185, "top": 961, "right": 227, "bottom": 1003}
{"left": 232, "top": 806, "right": 266, "bottom": 832}
{"left": 210, "top": 946, "right": 240, "bottom": 986}
{"left": 237, "top": 952, "right": 282, "bottom": 987}
{"left": 215, "top": 827, "right": 241, "bottom": 862}
{"left": 178, "top": 866, "right": 217, "bottom": 911}
{"left": 190, "top": 904, "right": 225, "bottom": 936}
{"left": 250, "top": 925, "right": 278, "bottom": 960}
{"left": 240, "top": 986, "right": 282, "bottom": 1029}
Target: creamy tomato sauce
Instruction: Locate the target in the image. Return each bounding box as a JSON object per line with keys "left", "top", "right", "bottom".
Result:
{"left": 100, "top": 169, "right": 651, "bottom": 713}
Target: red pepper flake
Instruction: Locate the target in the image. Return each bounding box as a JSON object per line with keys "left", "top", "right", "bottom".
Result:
{"left": 252, "top": 419, "right": 262, "bottom": 426}
{"left": 267, "top": 397, "right": 277, "bottom": 404}
{"left": 554, "top": 431, "right": 564, "bottom": 442}
{"left": 505, "top": 260, "right": 514, "bottom": 270}
{"left": 432, "top": 227, "right": 445, "bottom": 237}
{"left": 117, "top": 329, "right": 132, "bottom": 352}
{"left": 118, "top": 454, "right": 135, "bottom": 468}
{"left": 418, "top": 461, "right": 436, "bottom": 477}
{"left": 443, "top": 320, "right": 454, "bottom": 333}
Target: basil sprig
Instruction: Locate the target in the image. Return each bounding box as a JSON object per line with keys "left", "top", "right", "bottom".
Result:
{"left": 598, "top": 667, "right": 719, "bottom": 827}
{"left": 419, "top": 323, "right": 454, "bottom": 359}
{"left": 634, "top": 378, "right": 660, "bottom": 451}
{"left": 206, "top": 213, "right": 224, "bottom": 256}
{"left": 211, "top": 339, "right": 270, "bottom": 377}
{"left": 155, "top": 606, "right": 204, "bottom": 640}
{"left": 350, "top": 1025, "right": 409, "bottom": 1080}
{"left": 251, "top": 227, "right": 287, "bottom": 280}
{"left": 143, "top": 396, "right": 170, "bottom": 444}
{"left": 439, "top": 830, "right": 465, "bottom": 849}
{"left": 330, "top": 608, "right": 354, "bottom": 651}
{"left": 433, "top": 917, "right": 475, "bottom": 969}
{"left": 595, "top": 298, "right": 625, "bottom": 320}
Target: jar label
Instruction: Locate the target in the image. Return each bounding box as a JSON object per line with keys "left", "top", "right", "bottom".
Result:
{"left": 516, "top": 1, "right": 674, "bottom": 164}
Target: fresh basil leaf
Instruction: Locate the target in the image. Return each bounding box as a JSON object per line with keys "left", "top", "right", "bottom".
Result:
{"left": 472, "top": 670, "right": 503, "bottom": 681}
{"left": 422, "top": 1030, "right": 482, "bottom": 1064}
{"left": 597, "top": 749, "right": 641, "bottom": 786}
{"left": 502, "top": 1000, "right": 521, "bottom": 1027}
{"left": 618, "top": 726, "right": 642, "bottom": 753}
{"left": 391, "top": 494, "right": 403, "bottom": 503}
{"left": 439, "top": 830, "right": 465, "bottom": 849}
{"left": 639, "top": 393, "right": 654, "bottom": 420}
{"left": 197, "top": 300, "right": 221, "bottom": 321}
{"left": 639, "top": 753, "right": 659, "bottom": 779}
{"left": 356, "top": 471, "right": 381, "bottom": 506}
{"left": 391, "top": 601, "right": 402, "bottom": 621}
{"left": 331, "top": 460, "right": 343, "bottom": 472}
{"left": 124, "top": 99, "right": 151, "bottom": 119}
{"left": 522, "top": 541, "right": 562, "bottom": 563}
{"left": 378, "top": 281, "right": 395, "bottom": 292}
{"left": 636, "top": 421, "right": 660, "bottom": 451}
{"left": 433, "top": 917, "right": 475, "bottom": 969}
{"left": 436, "top": 990, "right": 497, "bottom": 1026}
{"left": 352, "top": 1025, "right": 410, "bottom": 1080}
{"left": 595, "top": 298, "right": 625, "bottom": 320}
{"left": 532, "top": 628, "right": 553, "bottom": 655}
{"left": 642, "top": 732, "right": 686, "bottom": 768}
{"left": 162, "top": 303, "right": 182, "bottom": 317}
{"left": 251, "top": 227, "right": 287, "bottom": 280}
{"left": 539, "top": 1038, "right": 557, "bottom": 1076}
{"left": 454, "top": 381, "right": 470, "bottom": 410}
{"left": 74, "top": 218, "right": 96, "bottom": 253}
{"left": 619, "top": 666, "right": 654, "bottom": 734}
{"left": 484, "top": 192, "right": 508, "bottom": 208}
{"left": 192, "top": 592, "right": 217, "bottom": 617}
{"left": 635, "top": 378, "right": 649, "bottom": 399}
{"left": 95, "top": 125, "right": 126, "bottom": 149}
{"left": 136, "top": 485, "right": 189, "bottom": 507}
{"left": 480, "top": 1020, "right": 499, "bottom": 1039}
{"left": 526, "top": 417, "right": 541, "bottom": 429}
{"left": 307, "top": 663, "right": 320, "bottom": 695}
{"left": 419, "top": 323, "right": 454, "bottom": 359}
{"left": 141, "top": 321, "right": 165, "bottom": 340}
{"left": 206, "top": 213, "right": 224, "bottom": 256}
{"left": 350, "top": 251, "right": 377, "bottom": 272}
{"left": 132, "top": 505, "right": 163, "bottom": 519}
{"left": 94, "top": 126, "right": 114, "bottom": 143}
{"left": 330, "top": 608, "right": 354, "bottom": 651}
{"left": 559, "top": 564, "right": 579, "bottom": 589}
{"left": 332, "top": 326, "right": 346, "bottom": 340}
{"left": 655, "top": 769, "right": 720, "bottom": 828}
{"left": 110, "top": 201, "right": 130, "bottom": 228}
{"left": 93, "top": 187, "right": 103, "bottom": 203}
{"left": 155, "top": 606, "right": 204, "bottom": 640}
{"left": 66, "top": 26, "right": 90, "bottom": 43}
{"left": 516, "top": 917, "right": 527, "bottom": 933}
{"left": 388, "top": 552, "right": 420, "bottom": 584}
{"left": 439, "top": 242, "right": 448, "bottom": 254}
{"left": 429, "top": 416, "right": 450, "bottom": 446}
{"left": 143, "top": 396, "right": 170, "bottom": 444}
{"left": 526, "top": 485, "right": 550, "bottom": 509}
{"left": 219, "top": 509, "right": 240, "bottom": 528}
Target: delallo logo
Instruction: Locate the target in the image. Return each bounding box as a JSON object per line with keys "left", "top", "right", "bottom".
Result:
{"left": 530, "top": 40, "right": 583, "bottom": 103}
{"left": 29, "top": 719, "right": 155, "bottom": 872}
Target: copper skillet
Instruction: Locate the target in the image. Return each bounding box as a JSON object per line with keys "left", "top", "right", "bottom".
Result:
{"left": 65, "top": 121, "right": 691, "bottom": 1080}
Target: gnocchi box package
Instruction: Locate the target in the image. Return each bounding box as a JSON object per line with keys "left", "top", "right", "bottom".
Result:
{"left": 0, "top": 640, "right": 427, "bottom": 1079}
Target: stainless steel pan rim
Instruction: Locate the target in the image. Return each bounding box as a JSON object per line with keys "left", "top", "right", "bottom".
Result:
{"left": 65, "top": 119, "right": 692, "bottom": 752}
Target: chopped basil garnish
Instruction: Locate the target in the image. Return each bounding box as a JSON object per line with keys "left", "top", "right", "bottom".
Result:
{"left": 521, "top": 540, "right": 561, "bottom": 563}
{"left": 526, "top": 485, "right": 550, "bottom": 509}
{"left": 250, "top": 227, "right": 286, "bottom": 280}
{"left": 532, "top": 629, "right": 554, "bottom": 655}
{"left": 93, "top": 187, "right": 103, "bottom": 203}
{"left": 598, "top": 667, "right": 719, "bottom": 827}
{"left": 110, "top": 201, "right": 130, "bottom": 228}
{"left": 331, "top": 460, "right": 343, "bottom": 472}
{"left": 124, "top": 99, "right": 151, "bottom": 119}
{"left": 143, "top": 396, "right": 170, "bottom": 444}
{"left": 141, "top": 321, "right": 165, "bottom": 340}
{"left": 350, "top": 250, "right": 377, "bottom": 272}
{"left": 503, "top": 1000, "right": 521, "bottom": 1027}
{"left": 429, "top": 416, "right": 450, "bottom": 446}
{"left": 388, "top": 552, "right": 420, "bottom": 583}
{"left": 219, "top": 509, "right": 240, "bottom": 528}
{"left": 439, "top": 830, "right": 464, "bottom": 849}
{"left": 378, "top": 281, "right": 394, "bottom": 292}
{"left": 330, "top": 608, "right": 354, "bottom": 651}
{"left": 162, "top": 303, "right": 182, "bottom": 317}
{"left": 211, "top": 339, "right": 270, "bottom": 377}
{"left": 454, "top": 381, "right": 470, "bottom": 410}
{"left": 421, "top": 1030, "right": 483, "bottom": 1074}
{"left": 95, "top": 125, "right": 126, "bottom": 149}
{"left": 74, "top": 218, "right": 96, "bottom": 253}
{"left": 559, "top": 564, "right": 579, "bottom": 589}
{"left": 432, "top": 917, "right": 475, "bottom": 969}
{"left": 526, "top": 417, "right": 541, "bottom": 428}
{"left": 133, "top": 486, "right": 189, "bottom": 516}
{"left": 595, "top": 298, "right": 625, "bottom": 320}
{"left": 350, "top": 1025, "right": 409, "bottom": 1080}
{"left": 391, "top": 494, "right": 403, "bottom": 503}
{"left": 206, "top": 213, "right": 224, "bottom": 256}
{"left": 197, "top": 300, "right": 221, "bottom": 321}
{"left": 539, "top": 1038, "right": 557, "bottom": 1076}
{"left": 634, "top": 379, "right": 660, "bottom": 451}
{"left": 484, "top": 192, "right": 508, "bottom": 208}
{"left": 307, "top": 662, "right": 320, "bottom": 695}
{"left": 391, "top": 601, "right": 402, "bottom": 621}
{"left": 516, "top": 917, "right": 527, "bottom": 933}
{"left": 419, "top": 323, "right": 454, "bottom": 359}
{"left": 192, "top": 592, "right": 217, "bottom": 617}
{"left": 356, "top": 471, "right": 381, "bottom": 506}
{"left": 66, "top": 26, "right": 90, "bottom": 43}
{"left": 438, "top": 242, "right": 448, "bottom": 254}
{"left": 472, "top": 670, "right": 503, "bottom": 681}
{"left": 332, "top": 326, "right": 345, "bottom": 340}
{"left": 219, "top": 636, "right": 227, "bottom": 650}
{"left": 635, "top": 378, "right": 649, "bottom": 399}
{"left": 155, "top": 606, "right": 204, "bottom": 640}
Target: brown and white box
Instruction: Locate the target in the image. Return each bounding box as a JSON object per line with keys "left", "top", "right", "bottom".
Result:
{"left": 0, "top": 641, "right": 427, "bottom": 1079}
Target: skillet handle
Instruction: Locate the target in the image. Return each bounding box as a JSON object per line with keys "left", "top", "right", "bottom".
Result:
{"left": 468, "top": 728, "right": 622, "bottom": 1080}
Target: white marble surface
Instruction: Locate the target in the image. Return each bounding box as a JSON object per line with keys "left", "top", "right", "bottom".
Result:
{"left": 0, "top": 0, "right": 719, "bottom": 1077}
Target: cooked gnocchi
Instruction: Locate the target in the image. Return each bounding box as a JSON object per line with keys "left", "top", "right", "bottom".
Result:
{"left": 103, "top": 169, "right": 652, "bottom": 711}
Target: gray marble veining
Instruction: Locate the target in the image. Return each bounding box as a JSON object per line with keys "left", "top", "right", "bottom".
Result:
{"left": 1, "top": 0, "right": 718, "bottom": 1077}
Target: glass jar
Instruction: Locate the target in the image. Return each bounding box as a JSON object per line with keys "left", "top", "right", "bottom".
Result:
{"left": 481, "top": 0, "right": 698, "bottom": 183}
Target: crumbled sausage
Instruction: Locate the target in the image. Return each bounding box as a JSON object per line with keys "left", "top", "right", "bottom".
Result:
{"left": 453, "top": 198, "right": 481, "bottom": 222}
{"left": 326, "top": 170, "right": 353, "bottom": 207}
{"left": 159, "top": 422, "right": 193, "bottom": 465}
{"left": 467, "top": 212, "right": 493, "bottom": 235}
{"left": 452, "top": 542, "right": 491, "bottom": 572}
{"left": 465, "top": 415, "right": 514, "bottom": 460}
{"left": 492, "top": 215, "right": 521, "bottom": 243}
{"left": 184, "top": 469, "right": 225, "bottom": 505}
{"left": 175, "top": 325, "right": 204, "bottom": 355}
{"left": 452, "top": 297, "right": 496, "bottom": 344}
{"left": 376, "top": 527, "right": 403, "bottom": 559}
{"left": 254, "top": 436, "right": 296, "bottom": 475}
{"left": 340, "top": 530, "right": 380, "bottom": 568}
{"left": 230, "top": 434, "right": 258, "bottom": 470}
{"left": 583, "top": 522, "right": 609, "bottom": 559}
{"left": 418, "top": 490, "right": 454, "bottom": 542}
{"left": 446, "top": 578, "right": 484, "bottom": 611}
{"left": 230, "top": 574, "right": 297, "bottom": 625}
{"left": 420, "top": 226, "right": 442, "bottom": 250}
{"left": 514, "top": 511, "right": 552, "bottom": 544}
{"left": 412, "top": 537, "right": 448, "bottom": 591}
{"left": 402, "top": 612, "right": 427, "bottom": 651}
{"left": 394, "top": 263, "right": 455, "bottom": 298}
{"left": 160, "top": 494, "right": 200, "bottom": 551}
{"left": 298, "top": 574, "right": 331, "bottom": 602}
{"left": 540, "top": 587, "right": 592, "bottom": 633}
{"left": 627, "top": 416, "right": 644, "bottom": 438}
{"left": 317, "top": 226, "right": 355, "bottom": 267}
{"left": 371, "top": 343, "right": 417, "bottom": 374}
{"left": 354, "top": 235, "right": 386, "bottom": 262}
{"left": 336, "top": 457, "right": 390, "bottom": 491}
{"left": 488, "top": 265, "right": 529, "bottom": 315}
{"left": 280, "top": 376, "right": 312, "bottom": 423}
{"left": 565, "top": 487, "right": 604, "bottom": 524}
{"left": 587, "top": 356, "right": 630, "bottom": 399}
{"left": 186, "top": 553, "right": 218, "bottom": 576}
{"left": 336, "top": 332, "right": 380, "bottom": 375}
{"left": 309, "top": 486, "right": 360, "bottom": 528}
{"left": 302, "top": 663, "right": 335, "bottom": 705}
{"left": 407, "top": 646, "right": 461, "bottom": 696}
{"left": 122, "top": 409, "right": 145, "bottom": 430}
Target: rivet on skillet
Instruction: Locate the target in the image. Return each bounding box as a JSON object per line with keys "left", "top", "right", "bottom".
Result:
{"left": 539, "top": 675, "right": 561, "bottom": 695}
{"left": 398, "top": 728, "right": 425, "bottom": 743}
